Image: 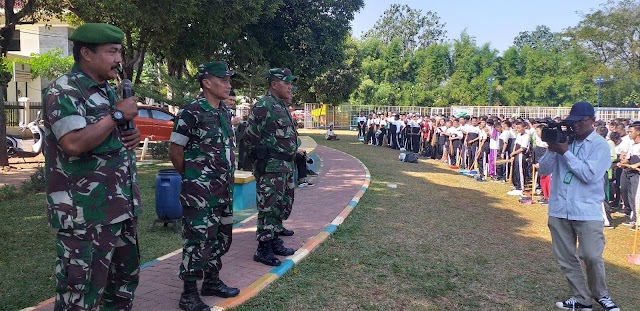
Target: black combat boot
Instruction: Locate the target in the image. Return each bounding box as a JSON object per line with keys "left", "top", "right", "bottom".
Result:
{"left": 179, "top": 280, "right": 210, "bottom": 311}
{"left": 271, "top": 237, "right": 295, "bottom": 256}
{"left": 201, "top": 271, "right": 240, "bottom": 298}
{"left": 280, "top": 227, "right": 295, "bottom": 236}
{"left": 253, "top": 240, "right": 282, "bottom": 266}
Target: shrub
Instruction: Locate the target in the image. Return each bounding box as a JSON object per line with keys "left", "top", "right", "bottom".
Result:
{"left": 0, "top": 184, "right": 19, "bottom": 201}
{"left": 151, "top": 142, "right": 170, "bottom": 159}
{"left": 20, "top": 166, "right": 46, "bottom": 193}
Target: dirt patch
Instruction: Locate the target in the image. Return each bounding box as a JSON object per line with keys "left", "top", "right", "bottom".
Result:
{"left": 1, "top": 155, "right": 44, "bottom": 187}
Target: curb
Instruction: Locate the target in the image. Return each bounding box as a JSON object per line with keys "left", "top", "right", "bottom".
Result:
{"left": 212, "top": 149, "right": 370, "bottom": 310}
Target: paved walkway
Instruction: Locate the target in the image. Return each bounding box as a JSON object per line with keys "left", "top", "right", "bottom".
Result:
{"left": 28, "top": 145, "right": 369, "bottom": 311}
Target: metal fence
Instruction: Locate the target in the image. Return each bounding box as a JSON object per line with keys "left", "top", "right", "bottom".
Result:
{"left": 302, "top": 104, "right": 640, "bottom": 129}
{"left": 4, "top": 102, "right": 43, "bottom": 126}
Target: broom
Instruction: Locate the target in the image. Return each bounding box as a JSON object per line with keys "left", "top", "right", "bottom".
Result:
{"left": 629, "top": 196, "right": 640, "bottom": 265}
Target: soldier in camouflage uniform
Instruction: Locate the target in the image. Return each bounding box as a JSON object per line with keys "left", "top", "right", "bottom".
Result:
{"left": 169, "top": 61, "right": 240, "bottom": 311}
{"left": 42, "top": 23, "right": 142, "bottom": 311}
{"left": 244, "top": 68, "right": 301, "bottom": 266}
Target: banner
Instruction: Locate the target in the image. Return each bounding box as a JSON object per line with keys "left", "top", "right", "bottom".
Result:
{"left": 451, "top": 106, "right": 474, "bottom": 118}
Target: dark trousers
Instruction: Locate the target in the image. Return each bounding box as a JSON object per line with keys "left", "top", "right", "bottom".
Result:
{"left": 295, "top": 153, "right": 308, "bottom": 180}
{"left": 358, "top": 122, "right": 365, "bottom": 138}
{"left": 612, "top": 167, "right": 622, "bottom": 207}
{"left": 365, "top": 127, "right": 375, "bottom": 144}
{"left": 411, "top": 133, "right": 420, "bottom": 153}
{"left": 621, "top": 171, "right": 638, "bottom": 218}
{"left": 512, "top": 153, "right": 526, "bottom": 190}
{"left": 468, "top": 146, "right": 478, "bottom": 169}
{"left": 477, "top": 149, "right": 489, "bottom": 177}
{"left": 390, "top": 128, "right": 398, "bottom": 149}
{"left": 377, "top": 128, "right": 386, "bottom": 146}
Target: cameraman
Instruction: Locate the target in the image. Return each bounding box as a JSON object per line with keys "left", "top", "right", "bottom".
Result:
{"left": 538, "top": 102, "right": 620, "bottom": 311}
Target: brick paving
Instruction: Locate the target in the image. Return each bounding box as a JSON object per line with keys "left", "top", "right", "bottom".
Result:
{"left": 30, "top": 145, "right": 367, "bottom": 311}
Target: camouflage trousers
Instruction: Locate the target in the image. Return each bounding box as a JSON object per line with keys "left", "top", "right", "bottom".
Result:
{"left": 256, "top": 172, "right": 294, "bottom": 241}
{"left": 54, "top": 218, "right": 140, "bottom": 311}
{"left": 179, "top": 204, "right": 233, "bottom": 281}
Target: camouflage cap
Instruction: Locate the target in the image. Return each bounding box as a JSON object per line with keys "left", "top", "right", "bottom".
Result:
{"left": 269, "top": 68, "right": 297, "bottom": 82}
{"left": 69, "top": 23, "right": 124, "bottom": 44}
{"left": 197, "top": 61, "right": 235, "bottom": 79}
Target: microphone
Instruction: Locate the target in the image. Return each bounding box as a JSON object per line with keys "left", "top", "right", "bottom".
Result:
{"left": 120, "top": 79, "right": 135, "bottom": 131}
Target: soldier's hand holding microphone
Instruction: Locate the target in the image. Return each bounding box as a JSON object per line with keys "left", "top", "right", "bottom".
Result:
{"left": 114, "top": 79, "right": 141, "bottom": 150}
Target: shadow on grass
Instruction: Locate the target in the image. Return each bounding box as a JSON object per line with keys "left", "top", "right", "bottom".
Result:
{"left": 234, "top": 129, "right": 640, "bottom": 311}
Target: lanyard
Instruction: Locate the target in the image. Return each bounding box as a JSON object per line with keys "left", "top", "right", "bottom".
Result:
{"left": 564, "top": 141, "right": 585, "bottom": 184}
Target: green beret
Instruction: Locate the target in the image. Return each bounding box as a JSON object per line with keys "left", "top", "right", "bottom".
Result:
{"left": 269, "top": 68, "right": 296, "bottom": 82}
{"left": 69, "top": 23, "right": 124, "bottom": 44}
{"left": 197, "top": 61, "right": 235, "bottom": 79}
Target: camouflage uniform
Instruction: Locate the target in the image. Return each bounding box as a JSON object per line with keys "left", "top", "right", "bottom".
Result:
{"left": 43, "top": 64, "right": 141, "bottom": 311}
{"left": 244, "top": 90, "right": 299, "bottom": 242}
{"left": 170, "top": 98, "right": 235, "bottom": 281}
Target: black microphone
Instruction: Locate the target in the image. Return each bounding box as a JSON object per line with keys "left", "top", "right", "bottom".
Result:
{"left": 120, "top": 79, "right": 135, "bottom": 131}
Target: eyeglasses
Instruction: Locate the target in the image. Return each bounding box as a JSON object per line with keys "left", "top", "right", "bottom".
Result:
{"left": 575, "top": 116, "right": 593, "bottom": 125}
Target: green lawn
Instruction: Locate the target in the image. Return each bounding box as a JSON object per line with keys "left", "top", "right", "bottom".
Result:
{"left": 233, "top": 129, "right": 640, "bottom": 311}
{"left": 2, "top": 130, "right": 640, "bottom": 310}
{"left": 0, "top": 163, "right": 185, "bottom": 310}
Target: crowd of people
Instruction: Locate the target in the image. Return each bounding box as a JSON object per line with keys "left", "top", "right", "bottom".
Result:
{"left": 356, "top": 102, "right": 625, "bottom": 310}
{"left": 355, "top": 109, "right": 638, "bottom": 229}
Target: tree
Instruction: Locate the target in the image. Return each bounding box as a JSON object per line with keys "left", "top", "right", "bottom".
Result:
{"left": 513, "top": 25, "right": 566, "bottom": 51}
{"left": 566, "top": 0, "right": 640, "bottom": 70}
{"left": 243, "top": 0, "right": 365, "bottom": 103}
{"left": 0, "top": 0, "right": 65, "bottom": 166}
{"left": 14, "top": 48, "right": 74, "bottom": 80}
{"left": 363, "top": 4, "right": 446, "bottom": 53}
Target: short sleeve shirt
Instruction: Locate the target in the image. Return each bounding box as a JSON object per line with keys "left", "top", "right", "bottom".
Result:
{"left": 43, "top": 64, "right": 140, "bottom": 230}
{"left": 170, "top": 98, "right": 235, "bottom": 208}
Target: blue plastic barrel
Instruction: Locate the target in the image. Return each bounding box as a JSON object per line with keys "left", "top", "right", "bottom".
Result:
{"left": 155, "top": 169, "right": 182, "bottom": 220}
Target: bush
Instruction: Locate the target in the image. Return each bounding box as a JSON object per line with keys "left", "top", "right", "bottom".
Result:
{"left": 0, "top": 184, "right": 19, "bottom": 201}
{"left": 151, "top": 142, "right": 169, "bottom": 159}
{"left": 20, "top": 166, "right": 46, "bottom": 193}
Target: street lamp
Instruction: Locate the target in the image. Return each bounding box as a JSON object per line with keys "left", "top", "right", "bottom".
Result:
{"left": 487, "top": 77, "right": 495, "bottom": 106}
{"left": 595, "top": 76, "right": 605, "bottom": 108}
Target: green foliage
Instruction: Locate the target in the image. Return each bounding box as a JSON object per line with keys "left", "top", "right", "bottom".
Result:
{"left": 20, "top": 166, "right": 46, "bottom": 193}
{"left": 0, "top": 184, "right": 19, "bottom": 201}
{"left": 363, "top": 4, "right": 447, "bottom": 52}
{"left": 14, "top": 48, "right": 74, "bottom": 80}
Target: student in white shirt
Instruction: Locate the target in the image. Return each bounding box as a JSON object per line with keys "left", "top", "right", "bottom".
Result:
{"left": 508, "top": 121, "right": 530, "bottom": 195}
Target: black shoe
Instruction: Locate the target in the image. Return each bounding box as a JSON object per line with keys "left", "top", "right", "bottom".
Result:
{"left": 280, "top": 227, "right": 295, "bottom": 236}
{"left": 253, "top": 240, "right": 281, "bottom": 266}
{"left": 272, "top": 238, "right": 296, "bottom": 256}
{"left": 179, "top": 281, "right": 211, "bottom": 311}
{"left": 201, "top": 272, "right": 240, "bottom": 298}
{"left": 308, "top": 170, "right": 318, "bottom": 176}
{"left": 555, "top": 297, "right": 593, "bottom": 310}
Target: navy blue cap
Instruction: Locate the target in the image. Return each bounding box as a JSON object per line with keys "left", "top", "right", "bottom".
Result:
{"left": 565, "top": 101, "right": 595, "bottom": 121}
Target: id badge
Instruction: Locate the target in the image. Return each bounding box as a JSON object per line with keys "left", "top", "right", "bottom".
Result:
{"left": 563, "top": 172, "right": 574, "bottom": 184}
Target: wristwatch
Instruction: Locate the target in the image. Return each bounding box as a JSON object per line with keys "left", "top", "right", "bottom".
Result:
{"left": 111, "top": 109, "right": 126, "bottom": 124}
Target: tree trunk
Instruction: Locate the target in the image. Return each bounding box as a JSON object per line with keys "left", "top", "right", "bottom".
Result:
{"left": 0, "top": 85, "right": 8, "bottom": 167}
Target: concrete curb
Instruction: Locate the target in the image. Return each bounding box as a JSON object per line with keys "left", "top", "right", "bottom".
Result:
{"left": 212, "top": 149, "right": 370, "bottom": 310}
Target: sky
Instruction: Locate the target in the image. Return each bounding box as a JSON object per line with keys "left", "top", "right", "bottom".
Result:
{"left": 350, "top": 0, "right": 608, "bottom": 53}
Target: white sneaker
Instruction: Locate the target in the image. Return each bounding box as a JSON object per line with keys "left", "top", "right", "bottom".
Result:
{"left": 507, "top": 190, "right": 523, "bottom": 196}
{"left": 298, "top": 182, "right": 308, "bottom": 188}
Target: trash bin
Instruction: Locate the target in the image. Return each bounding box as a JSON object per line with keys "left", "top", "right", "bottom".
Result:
{"left": 155, "top": 169, "right": 182, "bottom": 220}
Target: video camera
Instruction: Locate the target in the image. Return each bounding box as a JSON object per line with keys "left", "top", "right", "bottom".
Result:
{"left": 541, "top": 120, "right": 575, "bottom": 143}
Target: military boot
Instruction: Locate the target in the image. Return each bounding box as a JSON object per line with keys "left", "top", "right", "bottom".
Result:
{"left": 272, "top": 237, "right": 295, "bottom": 256}
{"left": 179, "top": 281, "right": 210, "bottom": 311}
{"left": 280, "top": 227, "right": 295, "bottom": 236}
{"left": 201, "top": 271, "right": 240, "bottom": 298}
{"left": 253, "top": 240, "right": 281, "bottom": 266}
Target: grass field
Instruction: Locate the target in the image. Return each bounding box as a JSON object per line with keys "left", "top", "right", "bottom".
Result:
{"left": 234, "top": 129, "right": 640, "bottom": 310}
{"left": 2, "top": 129, "right": 640, "bottom": 310}
{"left": 0, "top": 162, "right": 185, "bottom": 310}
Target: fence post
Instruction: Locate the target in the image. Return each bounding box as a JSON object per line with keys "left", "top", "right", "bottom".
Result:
{"left": 19, "top": 97, "right": 30, "bottom": 124}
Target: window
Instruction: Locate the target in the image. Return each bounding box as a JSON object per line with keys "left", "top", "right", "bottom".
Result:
{"left": 150, "top": 109, "right": 174, "bottom": 121}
